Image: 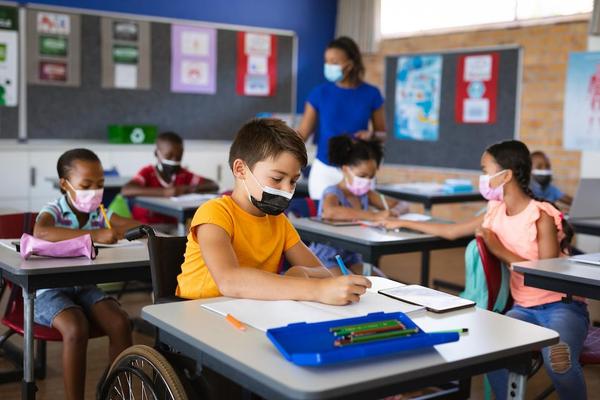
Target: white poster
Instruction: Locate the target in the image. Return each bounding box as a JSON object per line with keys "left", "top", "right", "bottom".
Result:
{"left": 181, "top": 30, "right": 209, "bottom": 56}
{"left": 37, "top": 12, "right": 70, "bottom": 35}
{"left": 114, "top": 64, "right": 137, "bottom": 89}
{"left": 0, "top": 30, "right": 18, "bottom": 106}
{"left": 464, "top": 55, "right": 492, "bottom": 82}
{"left": 245, "top": 33, "right": 270, "bottom": 55}
{"left": 180, "top": 60, "right": 209, "bottom": 85}
{"left": 247, "top": 55, "right": 268, "bottom": 75}
{"left": 244, "top": 74, "right": 269, "bottom": 96}
{"left": 564, "top": 51, "right": 600, "bottom": 150}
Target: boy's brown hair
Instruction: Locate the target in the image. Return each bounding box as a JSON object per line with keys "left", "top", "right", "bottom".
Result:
{"left": 228, "top": 118, "right": 307, "bottom": 170}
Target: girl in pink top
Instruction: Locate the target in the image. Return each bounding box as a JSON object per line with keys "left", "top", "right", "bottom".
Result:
{"left": 381, "top": 140, "right": 589, "bottom": 399}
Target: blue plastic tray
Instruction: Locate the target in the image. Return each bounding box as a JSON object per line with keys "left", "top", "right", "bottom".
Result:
{"left": 266, "top": 312, "right": 459, "bottom": 366}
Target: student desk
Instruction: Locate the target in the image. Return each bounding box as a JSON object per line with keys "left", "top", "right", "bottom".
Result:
{"left": 292, "top": 217, "right": 472, "bottom": 285}
{"left": 142, "top": 298, "right": 558, "bottom": 400}
{"left": 513, "top": 257, "right": 600, "bottom": 301}
{"left": 46, "top": 176, "right": 131, "bottom": 205}
{"left": 570, "top": 218, "right": 600, "bottom": 237}
{"left": 132, "top": 196, "right": 214, "bottom": 235}
{"left": 377, "top": 183, "right": 483, "bottom": 214}
{"left": 0, "top": 245, "right": 150, "bottom": 400}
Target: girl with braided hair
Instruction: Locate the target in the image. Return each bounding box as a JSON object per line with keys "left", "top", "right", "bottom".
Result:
{"left": 380, "top": 140, "right": 588, "bottom": 399}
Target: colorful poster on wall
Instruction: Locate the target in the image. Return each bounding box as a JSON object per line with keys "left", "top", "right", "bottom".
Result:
{"left": 27, "top": 9, "right": 81, "bottom": 87}
{"left": 236, "top": 32, "right": 277, "bottom": 97}
{"left": 564, "top": 51, "right": 600, "bottom": 151}
{"left": 171, "top": 25, "right": 216, "bottom": 94}
{"left": 455, "top": 53, "right": 498, "bottom": 124}
{"left": 101, "top": 18, "right": 150, "bottom": 90}
{"left": 0, "top": 6, "right": 18, "bottom": 106}
{"left": 394, "top": 55, "right": 442, "bottom": 141}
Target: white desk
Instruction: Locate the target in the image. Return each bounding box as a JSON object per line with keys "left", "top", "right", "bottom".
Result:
{"left": 0, "top": 245, "right": 150, "bottom": 400}
{"left": 142, "top": 298, "right": 558, "bottom": 399}
{"left": 513, "top": 257, "right": 600, "bottom": 301}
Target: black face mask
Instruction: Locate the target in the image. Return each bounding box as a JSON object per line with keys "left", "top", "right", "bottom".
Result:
{"left": 158, "top": 163, "right": 181, "bottom": 180}
{"left": 243, "top": 169, "right": 294, "bottom": 216}
{"left": 533, "top": 174, "right": 552, "bottom": 188}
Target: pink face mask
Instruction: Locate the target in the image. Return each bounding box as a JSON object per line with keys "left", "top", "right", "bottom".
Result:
{"left": 479, "top": 170, "right": 507, "bottom": 201}
{"left": 66, "top": 180, "right": 104, "bottom": 213}
{"left": 346, "top": 170, "right": 374, "bottom": 196}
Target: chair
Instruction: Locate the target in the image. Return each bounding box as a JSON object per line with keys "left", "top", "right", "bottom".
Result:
{"left": 476, "top": 236, "right": 512, "bottom": 312}
{"left": 0, "top": 212, "right": 104, "bottom": 382}
{"left": 124, "top": 225, "right": 187, "bottom": 304}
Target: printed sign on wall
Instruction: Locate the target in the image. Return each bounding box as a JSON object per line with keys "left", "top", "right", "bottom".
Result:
{"left": 171, "top": 25, "right": 216, "bottom": 94}
{"left": 27, "top": 9, "right": 81, "bottom": 87}
{"left": 455, "top": 53, "right": 499, "bottom": 124}
{"left": 0, "top": 5, "right": 18, "bottom": 106}
{"left": 236, "top": 32, "right": 276, "bottom": 97}
{"left": 101, "top": 17, "right": 151, "bottom": 90}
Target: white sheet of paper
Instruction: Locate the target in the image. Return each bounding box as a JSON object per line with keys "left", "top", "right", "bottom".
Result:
{"left": 0, "top": 239, "right": 18, "bottom": 252}
{"left": 181, "top": 60, "right": 209, "bottom": 85}
{"left": 202, "top": 291, "right": 423, "bottom": 332}
{"left": 181, "top": 31, "right": 209, "bottom": 56}
{"left": 244, "top": 33, "right": 271, "bottom": 55}
{"left": 463, "top": 98, "right": 490, "bottom": 123}
{"left": 366, "top": 276, "right": 405, "bottom": 293}
{"left": 247, "top": 55, "right": 268, "bottom": 75}
{"left": 244, "top": 74, "right": 269, "bottom": 96}
{"left": 399, "top": 213, "right": 432, "bottom": 222}
{"left": 464, "top": 54, "right": 492, "bottom": 81}
{"left": 114, "top": 64, "right": 137, "bottom": 89}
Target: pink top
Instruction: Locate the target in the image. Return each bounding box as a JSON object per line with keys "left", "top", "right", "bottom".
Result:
{"left": 482, "top": 199, "right": 567, "bottom": 308}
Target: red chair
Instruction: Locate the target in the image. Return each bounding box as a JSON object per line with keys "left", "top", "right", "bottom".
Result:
{"left": 475, "top": 236, "right": 512, "bottom": 312}
{"left": 0, "top": 212, "right": 104, "bottom": 381}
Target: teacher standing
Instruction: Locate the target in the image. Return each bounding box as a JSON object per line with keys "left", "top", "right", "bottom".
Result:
{"left": 297, "top": 36, "right": 386, "bottom": 200}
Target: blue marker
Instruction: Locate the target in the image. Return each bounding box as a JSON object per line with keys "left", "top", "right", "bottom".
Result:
{"left": 335, "top": 255, "right": 350, "bottom": 276}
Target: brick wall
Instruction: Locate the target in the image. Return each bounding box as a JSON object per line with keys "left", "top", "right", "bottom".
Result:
{"left": 368, "top": 20, "right": 588, "bottom": 219}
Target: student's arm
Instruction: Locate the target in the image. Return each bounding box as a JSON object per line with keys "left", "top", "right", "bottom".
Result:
{"left": 109, "top": 214, "right": 142, "bottom": 239}
{"left": 381, "top": 214, "right": 483, "bottom": 240}
{"left": 296, "top": 102, "right": 318, "bottom": 142}
{"left": 284, "top": 241, "right": 343, "bottom": 278}
{"left": 321, "top": 193, "right": 391, "bottom": 221}
{"left": 34, "top": 212, "right": 118, "bottom": 244}
{"left": 197, "top": 223, "right": 371, "bottom": 305}
{"left": 191, "top": 178, "right": 219, "bottom": 193}
{"left": 121, "top": 180, "right": 187, "bottom": 197}
{"left": 368, "top": 191, "right": 404, "bottom": 212}
{"left": 559, "top": 193, "right": 573, "bottom": 206}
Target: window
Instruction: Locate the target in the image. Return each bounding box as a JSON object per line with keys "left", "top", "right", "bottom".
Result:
{"left": 380, "top": 0, "right": 593, "bottom": 37}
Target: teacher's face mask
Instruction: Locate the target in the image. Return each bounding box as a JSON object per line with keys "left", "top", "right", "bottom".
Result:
{"left": 324, "top": 63, "right": 344, "bottom": 82}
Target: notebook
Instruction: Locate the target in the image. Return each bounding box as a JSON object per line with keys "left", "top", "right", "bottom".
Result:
{"left": 202, "top": 277, "right": 424, "bottom": 332}
{"left": 569, "top": 253, "right": 600, "bottom": 266}
{"left": 379, "top": 285, "right": 475, "bottom": 313}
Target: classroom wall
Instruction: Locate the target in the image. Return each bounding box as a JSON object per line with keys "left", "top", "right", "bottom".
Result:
{"left": 364, "top": 19, "right": 589, "bottom": 221}
{"left": 26, "top": 0, "right": 338, "bottom": 113}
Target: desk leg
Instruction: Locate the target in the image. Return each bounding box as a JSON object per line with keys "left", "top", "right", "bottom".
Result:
{"left": 22, "top": 290, "right": 37, "bottom": 400}
{"left": 424, "top": 203, "right": 432, "bottom": 216}
{"left": 420, "top": 250, "right": 430, "bottom": 287}
{"left": 506, "top": 372, "right": 527, "bottom": 400}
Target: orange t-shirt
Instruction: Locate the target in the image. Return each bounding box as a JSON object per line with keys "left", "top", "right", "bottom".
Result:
{"left": 176, "top": 196, "right": 301, "bottom": 299}
{"left": 482, "top": 199, "right": 570, "bottom": 308}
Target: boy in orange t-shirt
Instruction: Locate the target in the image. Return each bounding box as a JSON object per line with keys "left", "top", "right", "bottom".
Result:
{"left": 176, "top": 118, "right": 370, "bottom": 303}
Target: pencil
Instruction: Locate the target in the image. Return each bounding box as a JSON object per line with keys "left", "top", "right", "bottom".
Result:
{"left": 225, "top": 314, "right": 247, "bottom": 331}
{"left": 335, "top": 255, "right": 350, "bottom": 276}
{"left": 379, "top": 193, "right": 390, "bottom": 211}
{"left": 99, "top": 204, "right": 112, "bottom": 229}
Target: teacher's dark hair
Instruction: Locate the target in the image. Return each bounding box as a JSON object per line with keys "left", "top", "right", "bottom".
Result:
{"left": 327, "top": 36, "right": 364, "bottom": 84}
{"left": 329, "top": 136, "right": 383, "bottom": 167}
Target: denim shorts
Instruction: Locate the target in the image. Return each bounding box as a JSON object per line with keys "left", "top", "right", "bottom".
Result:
{"left": 34, "top": 285, "right": 113, "bottom": 327}
{"left": 309, "top": 242, "right": 363, "bottom": 268}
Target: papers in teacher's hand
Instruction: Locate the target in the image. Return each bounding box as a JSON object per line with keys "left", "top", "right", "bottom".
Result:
{"left": 169, "top": 193, "right": 219, "bottom": 202}
{"left": 202, "top": 284, "right": 423, "bottom": 332}
{"left": 95, "top": 239, "right": 144, "bottom": 248}
{"left": 398, "top": 213, "right": 432, "bottom": 222}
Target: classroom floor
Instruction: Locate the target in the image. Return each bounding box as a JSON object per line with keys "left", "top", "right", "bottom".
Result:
{"left": 1, "top": 249, "right": 599, "bottom": 399}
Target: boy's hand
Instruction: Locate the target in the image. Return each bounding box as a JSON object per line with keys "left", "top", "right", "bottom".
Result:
{"left": 163, "top": 186, "right": 188, "bottom": 197}
{"left": 91, "top": 229, "right": 118, "bottom": 244}
{"left": 317, "top": 275, "right": 371, "bottom": 305}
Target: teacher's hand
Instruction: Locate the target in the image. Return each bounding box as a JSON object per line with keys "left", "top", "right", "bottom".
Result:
{"left": 354, "top": 130, "right": 374, "bottom": 140}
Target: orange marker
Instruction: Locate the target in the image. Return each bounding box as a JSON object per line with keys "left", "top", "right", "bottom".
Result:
{"left": 226, "top": 314, "right": 247, "bottom": 331}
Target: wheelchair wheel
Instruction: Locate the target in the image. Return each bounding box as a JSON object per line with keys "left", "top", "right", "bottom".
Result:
{"left": 99, "top": 344, "right": 189, "bottom": 400}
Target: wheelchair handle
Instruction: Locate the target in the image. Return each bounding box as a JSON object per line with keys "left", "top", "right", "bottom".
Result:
{"left": 124, "top": 225, "right": 156, "bottom": 241}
